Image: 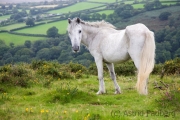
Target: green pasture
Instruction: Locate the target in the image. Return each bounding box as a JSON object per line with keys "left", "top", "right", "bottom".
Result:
{"left": 0, "top": 15, "right": 10, "bottom": 21}
{"left": 87, "top": 0, "right": 116, "bottom": 3}
{"left": 0, "top": 23, "right": 25, "bottom": 31}
{"left": 124, "top": 1, "right": 134, "bottom": 4}
{"left": 132, "top": 4, "right": 144, "bottom": 9}
{"left": 0, "top": 72, "right": 179, "bottom": 119}
{"left": 0, "top": 33, "right": 45, "bottom": 45}
{"left": 16, "top": 20, "right": 68, "bottom": 35}
{"left": 161, "top": 2, "right": 177, "bottom": 5}
{"left": 48, "top": 2, "right": 102, "bottom": 14}
{"left": 97, "top": 10, "right": 114, "bottom": 15}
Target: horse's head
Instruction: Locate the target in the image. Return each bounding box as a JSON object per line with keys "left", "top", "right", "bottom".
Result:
{"left": 67, "top": 17, "right": 82, "bottom": 52}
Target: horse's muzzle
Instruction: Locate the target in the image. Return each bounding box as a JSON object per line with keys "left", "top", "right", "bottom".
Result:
{"left": 72, "top": 46, "right": 79, "bottom": 52}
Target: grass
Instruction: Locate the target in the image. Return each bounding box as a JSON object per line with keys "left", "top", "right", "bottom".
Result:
{"left": 15, "top": 20, "right": 68, "bottom": 35}
{"left": 87, "top": 0, "right": 116, "bottom": 3}
{"left": 48, "top": 2, "right": 103, "bottom": 14}
{"left": 0, "top": 33, "right": 45, "bottom": 45}
{"left": 0, "top": 23, "right": 26, "bottom": 31}
{"left": 97, "top": 10, "right": 114, "bottom": 15}
{"left": 124, "top": 1, "right": 134, "bottom": 5}
{"left": 0, "top": 63, "right": 180, "bottom": 120}
{"left": 132, "top": 4, "right": 144, "bottom": 9}
{"left": 0, "top": 15, "right": 10, "bottom": 21}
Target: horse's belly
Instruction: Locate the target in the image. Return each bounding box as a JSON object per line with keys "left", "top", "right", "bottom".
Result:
{"left": 101, "top": 30, "right": 130, "bottom": 63}
{"left": 103, "top": 50, "right": 130, "bottom": 63}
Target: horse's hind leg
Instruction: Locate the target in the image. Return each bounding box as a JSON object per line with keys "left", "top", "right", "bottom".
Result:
{"left": 106, "top": 63, "right": 121, "bottom": 94}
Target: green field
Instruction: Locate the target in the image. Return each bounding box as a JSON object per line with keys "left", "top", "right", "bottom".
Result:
{"left": 16, "top": 20, "right": 68, "bottom": 35}
{"left": 0, "top": 15, "right": 10, "bottom": 21}
{"left": 132, "top": 4, "right": 144, "bottom": 9}
{"left": 48, "top": 2, "right": 103, "bottom": 14}
{"left": 124, "top": 1, "right": 134, "bottom": 4}
{"left": 0, "top": 23, "right": 26, "bottom": 31}
{"left": 87, "top": 0, "right": 116, "bottom": 3}
{"left": 0, "top": 33, "right": 45, "bottom": 45}
{"left": 97, "top": 10, "right": 114, "bottom": 15}
{"left": 161, "top": 2, "right": 177, "bottom": 5}
{"left": 0, "top": 61, "right": 179, "bottom": 120}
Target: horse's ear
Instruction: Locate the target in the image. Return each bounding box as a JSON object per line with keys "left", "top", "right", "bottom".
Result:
{"left": 68, "top": 18, "right": 71, "bottom": 24}
{"left": 76, "top": 17, "right": 81, "bottom": 24}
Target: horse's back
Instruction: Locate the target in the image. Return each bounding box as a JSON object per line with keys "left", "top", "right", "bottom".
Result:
{"left": 125, "top": 23, "right": 150, "bottom": 35}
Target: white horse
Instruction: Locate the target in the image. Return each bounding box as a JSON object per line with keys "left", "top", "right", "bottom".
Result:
{"left": 67, "top": 18, "right": 155, "bottom": 95}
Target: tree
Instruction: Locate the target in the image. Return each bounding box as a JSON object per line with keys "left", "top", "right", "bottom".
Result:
{"left": 144, "top": 2, "right": 154, "bottom": 11}
{"left": 36, "top": 48, "right": 51, "bottom": 60}
{"left": 1, "top": 5, "right": 5, "bottom": 9}
{"left": 0, "top": 40, "right": 10, "bottom": 59}
{"left": 47, "top": 26, "right": 59, "bottom": 38}
{"left": 159, "top": 12, "right": 171, "bottom": 21}
{"left": 102, "top": 13, "right": 107, "bottom": 20}
{"left": 9, "top": 4, "right": 13, "bottom": 9}
{"left": 26, "top": 18, "right": 35, "bottom": 26}
{"left": 24, "top": 40, "right": 31, "bottom": 48}
{"left": 115, "top": 4, "right": 133, "bottom": 18}
{"left": 154, "top": 0, "right": 162, "bottom": 9}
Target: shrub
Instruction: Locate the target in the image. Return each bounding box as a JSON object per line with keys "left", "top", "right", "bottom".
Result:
{"left": 30, "top": 60, "right": 87, "bottom": 79}
{"left": 163, "top": 58, "right": 180, "bottom": 75}
{"left": 68, "top": 62, "right": 87, "bottom": 73}
{"left": 159, "top": 12, "right": 171, "bottom": 21}
{"left": 114, "top": 61, "right": 136, "bottom": 76}
{"left": 152, "top": 63, "right": 163, "bottom": 75}
{"left": 0, "top": 64, "right": 33, "bottom": 87}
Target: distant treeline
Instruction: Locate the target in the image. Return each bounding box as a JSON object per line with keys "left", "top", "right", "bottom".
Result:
{"left": 0, "top": 35, "right": 93, "bottom": 67}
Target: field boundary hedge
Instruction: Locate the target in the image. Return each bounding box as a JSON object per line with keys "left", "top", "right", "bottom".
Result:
{"left": 9, "top": 31, "right": 47, "bottom": 37}
{"left": 10, "top": 22, "right": 46, "bottom": 32}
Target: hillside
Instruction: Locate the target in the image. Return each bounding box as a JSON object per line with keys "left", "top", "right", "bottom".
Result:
{"left": 115, "top": 6, "right": 180, "bottom": 31}
{"left": 0, "top": 0, "right": 53, "bottom": 3}
{"left": 0, "top": 1, "right": 180, "bottom": 65}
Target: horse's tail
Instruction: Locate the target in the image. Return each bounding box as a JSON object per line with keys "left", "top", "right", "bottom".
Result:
{"left": 136, "top": 30, "right": 155, "bottom": 95}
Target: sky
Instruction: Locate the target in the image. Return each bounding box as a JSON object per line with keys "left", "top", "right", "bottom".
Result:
{"left": 0, "top": 0, "right": 53, "bottom": 3}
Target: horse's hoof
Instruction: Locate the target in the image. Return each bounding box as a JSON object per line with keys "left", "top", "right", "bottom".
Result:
{"left": 114, "top": 91, "right": 121, "bottom": 94}
{"left": 114, "top": 88, "right": 121, "bottom": 94}
{"left": 96, "top": 90, "right": 105, "bottom": 95}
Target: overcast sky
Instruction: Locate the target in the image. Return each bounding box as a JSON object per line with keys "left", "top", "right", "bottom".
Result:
{"left": 0, "top": 0, "right": 53, "bottom": 3}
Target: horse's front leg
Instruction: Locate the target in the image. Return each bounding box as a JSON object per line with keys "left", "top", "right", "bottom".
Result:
{"left": 95, "top": 58, "right": 105, "bottom": 95}
{"left": 106, "top": 63, "right": 121, "bottom": 94}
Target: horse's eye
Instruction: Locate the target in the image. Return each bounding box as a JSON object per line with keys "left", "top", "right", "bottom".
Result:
{"left": 79, "top": 30, "right": 81, "bottom": 33}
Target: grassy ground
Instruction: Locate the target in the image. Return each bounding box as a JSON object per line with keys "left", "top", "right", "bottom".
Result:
{"left": 15, "top": 20, "right": 68, "bottom": 35}
{"left": 132, "top": 4, "right": 144, "bottom": 9}
{"left": 0, "top": 33, "right": 45, "bottom": 45}
{"left": 87, "top": 0, "right": 116, "bottom": 3}
{"left": 0, "top": 23, "right": 26, "bottom": 31}
{"left": 115, "top": 6, "right": 180, "bottom": 31}
{"left": 97, "top": 10, "right": 114, "bottom": 15}
{"left": 0, "top": 15, "right": 10, "bottom": 21}
{"left": 48, "top": 2, "right": 103, "bottom": 14}
{"left": 0, "top": 73, "right": 179, "bottom": 120}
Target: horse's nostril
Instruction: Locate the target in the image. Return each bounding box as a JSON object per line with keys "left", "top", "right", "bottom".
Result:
{"left": 72, "top": 46, "right": 79, "bottom": 52}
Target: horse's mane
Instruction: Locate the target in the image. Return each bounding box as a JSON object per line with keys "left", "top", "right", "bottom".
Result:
{"left": 82, "top": 20, "right": 116, "bottom": 29}
{"left": 71, "top": 18, "right": 116, "bottom": 29}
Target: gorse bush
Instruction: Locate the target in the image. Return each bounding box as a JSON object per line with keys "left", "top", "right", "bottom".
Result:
{"left": 163, "top": 58, "right": 180, "bottom": 75}
{"left": 0, "top": 58, "right": 179, "bottom": 88}
{"left": 0, "top": 64, "right": 33, "bottom": 87}
{"left": 31, "top": 60, "right": 88, "bottom": 79}
{"left": 114, "top": 61, "right": 136, "bottom": 76}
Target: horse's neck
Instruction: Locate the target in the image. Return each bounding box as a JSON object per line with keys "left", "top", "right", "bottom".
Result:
{"left": 81, "top": 24, "right": 99, "bottom": 47}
